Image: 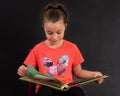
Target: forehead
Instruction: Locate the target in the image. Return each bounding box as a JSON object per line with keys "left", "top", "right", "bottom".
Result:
{"left": 44, "top": 20, "right": 65, "bottom": 30}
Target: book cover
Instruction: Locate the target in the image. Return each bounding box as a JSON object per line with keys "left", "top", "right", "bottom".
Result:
{"left": 19, "top": 65, "right": 109, "bottom": 91}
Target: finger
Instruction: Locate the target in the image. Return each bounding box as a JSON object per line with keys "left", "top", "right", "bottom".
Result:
{"left": 17, "top": 65, "right": 28, "bottom": 76}
{"left": 98, "top": 78, "right": 104, "bottom": 84}
{"left": 20, "top": 65, "right": 28, "bottom": 73}
{"left": 22, "top": 66, "right": 28, "bottom": 73}
{"left": 94, "top": 72, "right": 103, "bottom": 78}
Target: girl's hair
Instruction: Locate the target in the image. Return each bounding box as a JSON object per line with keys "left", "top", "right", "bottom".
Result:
{"left": 42, "top": 3, "right": 68, "bottom": 24}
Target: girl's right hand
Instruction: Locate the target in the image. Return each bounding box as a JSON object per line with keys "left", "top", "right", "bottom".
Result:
{"left": 17, "top": 65, "right": 28, "bottom": 76}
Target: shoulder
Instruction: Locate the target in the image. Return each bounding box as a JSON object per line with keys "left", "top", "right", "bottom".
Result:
{"left": 64, "top": 40, "right": 78, "bottom": 48}
{"left": 31, "top": 41, "right": 44, "bottom": 50}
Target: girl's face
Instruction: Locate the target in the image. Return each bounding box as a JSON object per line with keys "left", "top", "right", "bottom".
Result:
{"left": 43, "top": 20, "right": 67, "bottom": 46}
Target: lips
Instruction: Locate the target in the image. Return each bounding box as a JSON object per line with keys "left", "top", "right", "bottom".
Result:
{"left": 51, "top": 39, "right": 58, "bottom": 42}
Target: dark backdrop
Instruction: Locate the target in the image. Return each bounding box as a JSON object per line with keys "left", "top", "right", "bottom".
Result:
{"left": 0, "top": 0, "right": 120, "bottom": 96}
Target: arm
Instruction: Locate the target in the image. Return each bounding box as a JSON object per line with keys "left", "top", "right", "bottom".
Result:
{"left": 73, "top": 64, "right": 104, "bottom": 84}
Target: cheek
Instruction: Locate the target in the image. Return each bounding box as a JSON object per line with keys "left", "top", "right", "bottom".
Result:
{"left": 44, "top": 32, "right": 50, "bottom": 39}
{"left": 46, "top": 34, "right": 51, "bottom": 39}
{"left": 57, "top": 34, "right": 64, "bottom": 39}
{"left": 60, "top": 33, "right": 64, "bottom": 38}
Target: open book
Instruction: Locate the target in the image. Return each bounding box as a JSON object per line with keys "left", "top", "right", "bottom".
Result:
{"left": 19, "top": 65, "right": 109, "bottom": 91}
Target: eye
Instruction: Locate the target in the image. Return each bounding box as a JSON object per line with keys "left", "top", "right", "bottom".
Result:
{"left": 57, "top": 31, "right": 62, "bottom": 34}
{"left": 47, "top": 31, "right": 53, "bottom": 35}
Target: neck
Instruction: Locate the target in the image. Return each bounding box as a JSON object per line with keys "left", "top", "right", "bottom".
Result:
{"left": 44, "top": 40, "right": 64, "bottom": 48}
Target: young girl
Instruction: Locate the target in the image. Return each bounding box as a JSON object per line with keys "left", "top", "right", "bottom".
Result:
{"left": 17, "top": 2, "right": 104, "bottom": 96}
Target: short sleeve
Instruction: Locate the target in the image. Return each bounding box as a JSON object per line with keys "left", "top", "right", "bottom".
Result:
{"left": 23, "top": 48, "right": 37, "bottom": 67}
{"left": 72, "top": 45, "right": 84, "bottom": 66}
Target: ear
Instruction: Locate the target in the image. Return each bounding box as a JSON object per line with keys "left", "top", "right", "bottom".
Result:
{"left": 42, "top": 23, "right": 45, "bottom": 30}
{"left": 65, "top": 23, "right": 68, "bottom": 28}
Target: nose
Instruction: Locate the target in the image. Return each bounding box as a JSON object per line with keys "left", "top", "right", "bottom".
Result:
{"left": 51, "top": 33, "right": 58, "bottom": 40}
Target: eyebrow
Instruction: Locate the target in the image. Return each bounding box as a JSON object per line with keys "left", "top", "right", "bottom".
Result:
{"left": 47, "top": 30, "right": 62, "bottom": 32}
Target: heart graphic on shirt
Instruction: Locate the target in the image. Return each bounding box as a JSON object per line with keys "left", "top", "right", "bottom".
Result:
{"left": 42, "top": 55, "right": 69, "bottom": 76}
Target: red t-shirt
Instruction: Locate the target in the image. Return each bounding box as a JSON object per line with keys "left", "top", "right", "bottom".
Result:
{"left": 24, "top": 40, "right": 84, "bottom": 92}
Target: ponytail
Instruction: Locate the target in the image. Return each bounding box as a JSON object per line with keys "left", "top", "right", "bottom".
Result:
{"left": 43, "top": 3, "right": 68, "bottom": 23}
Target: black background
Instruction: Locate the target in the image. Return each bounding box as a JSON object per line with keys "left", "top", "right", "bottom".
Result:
{"left": 0, "top": 0, "right": 120, "bottom": 96}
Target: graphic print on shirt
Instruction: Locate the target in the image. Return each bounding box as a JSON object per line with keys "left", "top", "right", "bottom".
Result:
{"left": 42, "top": 55, "right": 69, "bottom": 76}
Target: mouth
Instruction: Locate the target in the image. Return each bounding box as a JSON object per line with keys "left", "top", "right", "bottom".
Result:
{"left": 50, "top": 39, "right": 58, "bottom": 42}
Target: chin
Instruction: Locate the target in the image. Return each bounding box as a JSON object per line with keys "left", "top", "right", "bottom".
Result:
{"left": 51, "top": 42, "right": 58, "bottom": 45}
{"left": 50, "top": 40, "right": 58, "bottom": 43}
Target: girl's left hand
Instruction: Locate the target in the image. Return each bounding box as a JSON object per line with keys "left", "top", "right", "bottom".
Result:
{"left": 93, "top": 72, "right": 104, "bottom": 84}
